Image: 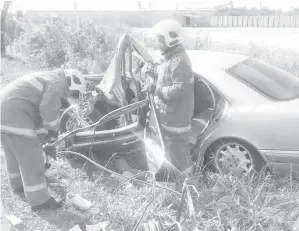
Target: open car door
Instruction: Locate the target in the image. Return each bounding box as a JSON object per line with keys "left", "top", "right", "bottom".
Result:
{"left": 93, "top": 34, "right": 167, "bottom": 171}
{"left": 96, "top": 34, "right": 154, "bottom": 108}
{"left": 190, "top": 73, "right": 228, "bottom": 170}
{"left": 61, "top": 34, "right": 166, "bottom": 164}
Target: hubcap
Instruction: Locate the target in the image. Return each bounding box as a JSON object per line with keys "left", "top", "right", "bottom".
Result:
{"left": 215, "top": 143, "right": 253, "bottom": 175}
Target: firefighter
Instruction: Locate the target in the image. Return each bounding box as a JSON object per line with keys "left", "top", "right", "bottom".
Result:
{"left": 141, "top": 19, "right": 194, "bottom": 186}
{"left": 0, "top": 69, "right": 86, "bottom": 211}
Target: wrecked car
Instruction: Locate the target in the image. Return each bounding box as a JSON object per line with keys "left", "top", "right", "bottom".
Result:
{"left": 59, "top": 33, "right": 299, "bottom": 177}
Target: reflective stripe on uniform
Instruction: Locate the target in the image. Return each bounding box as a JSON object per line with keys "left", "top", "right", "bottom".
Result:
{"left": 161, "top": 87, "right": 170, "bottom": 100}
{"left": 24, "top": 77, "right": 43, "bottom": 92}
{"left": 192, "top": 118, "right": 207, "bottom": 126}
{"left": 9, "top": 172, "right": 21, "bottom": 179}
{"left": 36, "top": 127, "right": 48, "bottom": 135}
{"left": 0, "top": 125, "right": 35, "bottom": 137}
{"left": 1, "top": 125, "right": 48, "bottom": 137}
{"left": 190, "top": 76, "right": 194, "bottom": 84}
{"left": 162, "top": 124, "right": 191, "bottom": 134}
{"left": 24, "top": 182, "right": 47, "bottom": 193}
{"left": 43, "top": 118, "right": 60, "bottom": 128}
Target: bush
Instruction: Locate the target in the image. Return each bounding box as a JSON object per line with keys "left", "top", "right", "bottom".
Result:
{"left": 3, "top": 13, "right": 25, "bottom": 46}
{"left": 8, "top": 18, "right": 128, "bottom": 73}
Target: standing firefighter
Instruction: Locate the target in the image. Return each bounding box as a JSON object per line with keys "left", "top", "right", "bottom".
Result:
{"left": 142, "top": 19, "right": 194, "bottom": 185}
{"left": 0, "top": 69, "right": 86, "bottom": 211}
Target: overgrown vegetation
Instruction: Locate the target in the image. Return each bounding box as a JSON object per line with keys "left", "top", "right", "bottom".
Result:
{"left": 1, "top": 148, "right": 299, "bottom": 230}
{"left": 6, "top": 17, "right": 128, "bottom": 74}
{"left": 1, "top": 16, "right": 299, "bottom": 231}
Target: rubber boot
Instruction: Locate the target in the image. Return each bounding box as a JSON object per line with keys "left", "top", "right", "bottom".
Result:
{"left": 13, "top": 187, "right": 25, "bottom": 197}
{"left": 31, "top": 197, "right": 63, "bottom": 212}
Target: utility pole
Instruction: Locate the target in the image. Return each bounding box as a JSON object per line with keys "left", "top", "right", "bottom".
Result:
{"left": 1, "top": 1, "right": 13, "bottom": 57}
{"left": 74, "top": 1, "right": 77, "bottom": 11}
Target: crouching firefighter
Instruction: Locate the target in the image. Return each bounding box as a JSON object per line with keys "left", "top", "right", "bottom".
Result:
{"left": 141, "top": 19, "right": 195, "bottom": 187}
{"left": 0, "top": 69, "right": 86, "bottom": 211}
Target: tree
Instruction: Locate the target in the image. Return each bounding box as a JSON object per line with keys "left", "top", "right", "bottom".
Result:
{"left": 261, "top": 7, "right": 272, "bottom": 15}
{"left": 1, "top": 1, "right": 13, "bottom": 57}
{"left": 249, "top": 8, "right": 259, "bottom": 15}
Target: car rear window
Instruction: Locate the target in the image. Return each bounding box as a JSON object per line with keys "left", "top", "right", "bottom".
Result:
{"left": 227, "top": 58, "right": 299, "bottom": 101}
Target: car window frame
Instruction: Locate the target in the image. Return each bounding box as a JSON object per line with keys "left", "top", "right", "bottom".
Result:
{"left": 193, "top": 72, "right": 229, "bottom": 106}
{"left": 225, "top": 57, "right": 299, "bottom": 102}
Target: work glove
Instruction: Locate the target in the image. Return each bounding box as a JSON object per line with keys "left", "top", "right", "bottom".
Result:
{"left": 141, "top": 81, "right": 156, "bottom": 93}
{"left": 142, "top": 61, "right": 154, "bottom": 74}
{"left": 46, "top": 130, "right": 59, "bottom": 143}
{"left": 42, "top": 143, "right": 57, "bottom": 161}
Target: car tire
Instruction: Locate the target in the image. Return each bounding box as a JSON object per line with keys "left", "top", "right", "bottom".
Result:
{"left": 204, "top": 139, "right": 265, "bottom": 175}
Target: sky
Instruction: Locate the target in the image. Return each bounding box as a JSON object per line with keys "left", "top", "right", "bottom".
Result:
{"left": 2, "top": 0, "right": 299, "bottom": 12}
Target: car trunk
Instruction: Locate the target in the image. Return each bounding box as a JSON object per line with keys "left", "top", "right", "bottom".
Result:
{"left": 234, "top": 97, "right": 299, "bottom": 151}
{"left": 261, "top": 98, "right": 299, "bottom": 151}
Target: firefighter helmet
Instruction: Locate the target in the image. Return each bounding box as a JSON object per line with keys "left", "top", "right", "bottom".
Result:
{"left": 64, "top": 69, "right": 86, "bottom": 94}
{"left": 152, "top": 19, "right": 185, "bottom": 47}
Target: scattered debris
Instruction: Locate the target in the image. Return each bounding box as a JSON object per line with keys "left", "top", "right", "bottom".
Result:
{"left": 212, "top": 181, "right": 226, "bottom": 194}
{"left": 65, "top": 193, "right": 92, "bottom": 211}
{"left": 68, "top": 224, "right": 82, "bottom": 231}
{"left": 110, "top": 172, "right": 134, "bottom": 189}
{"left": 115, "top": 157, "right": 139, "bottom": 174}
{"left": 293, "top": 217, "right": 299, "bottom": 231}
{"left": 6, "top": 214, "right": 22, "bottom": 226}
{"left": 122, "top": 171, "right": 135, "bottom": 188}
{"left": 138, "top": 219, "right": 164, "bottom": 231}
{"left": 4, "top": 214, "right": 26, "bottom": 230}
{"left": 86, "top": 221, "right": 109, "bottom": 231}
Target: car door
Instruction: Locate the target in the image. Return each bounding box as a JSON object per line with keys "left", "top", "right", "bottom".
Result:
{"left": 190, "top": 73, "right": 228, "bottom": 162}
{"left": 190, "top": 74, "right": 218, "bottom": 145}
{"left": 66, "top": 34, "right": 158, "bottom": 155}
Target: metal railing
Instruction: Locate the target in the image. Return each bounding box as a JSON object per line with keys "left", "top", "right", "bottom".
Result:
{"left": 209, "top": 15, "right": 299, "bottom": 27}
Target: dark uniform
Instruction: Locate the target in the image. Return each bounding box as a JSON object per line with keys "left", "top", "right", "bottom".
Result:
{"left": 148, "top": 44, "right": 194, "bottom": 176}
{"left": 0, "top": 69, "right": 69, "bottom": 206}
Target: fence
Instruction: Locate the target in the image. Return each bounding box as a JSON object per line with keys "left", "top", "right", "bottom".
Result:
{"left": 210, "top": 15, "right": 299, "bottom": 27}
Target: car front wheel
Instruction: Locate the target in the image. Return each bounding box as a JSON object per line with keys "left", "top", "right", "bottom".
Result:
{"left": 205, "top": 139, "right": 265, "bottom": 175}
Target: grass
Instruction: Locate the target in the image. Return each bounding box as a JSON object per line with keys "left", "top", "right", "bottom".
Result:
{"left": 2, "top": 146, "right": 299, "bottom": 230}
{"left": 1, "top": 49, "right": 299, "bottom": 230}
{"left": 1, "top": 56, "right": 45, "bottom": 87}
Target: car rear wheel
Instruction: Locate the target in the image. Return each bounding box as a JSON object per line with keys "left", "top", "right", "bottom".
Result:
{"left": 204, "top": 139, "right": 265, "bottom": 175}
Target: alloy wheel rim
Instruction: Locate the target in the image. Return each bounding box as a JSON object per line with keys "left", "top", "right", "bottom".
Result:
{"left": 215, "top": 143, "right": 253, "bottom": 175}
